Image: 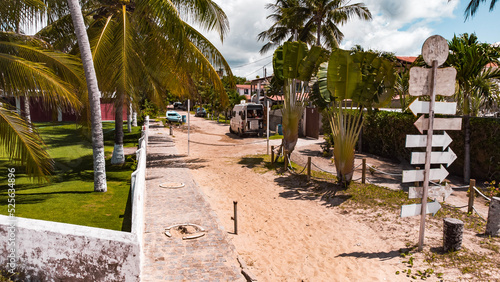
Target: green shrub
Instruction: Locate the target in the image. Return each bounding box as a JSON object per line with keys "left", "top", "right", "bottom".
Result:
{"left": 361, "top": 111, "right": 500, "bottom": 181}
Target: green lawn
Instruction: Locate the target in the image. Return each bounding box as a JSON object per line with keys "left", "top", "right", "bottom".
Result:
{"left": 0, "top": 122, "right": 142, "bottom": 231}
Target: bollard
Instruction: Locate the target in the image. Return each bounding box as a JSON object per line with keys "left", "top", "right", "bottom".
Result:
{"left": 169, "top": 125, "right": 173, "bottom": 136}
{"left": 233, "top": 201, "right": 238, "bottom": 235}
{"left": 307, "top": 157, "right": 311, "bottom": 181}
{"left": 271, "top": 146, "right": 274, "bottom": 165}
{"left": 443, "top": 218, "right": 464, "bottom": 252}
{"left": 486, "top": 197, "right": 500, "bottom": 237}
{"left": 362, "top": 158, "right": 366, "bottom": 184}
{"left": 468, "top": 179, "right": 476, "bottom": 214}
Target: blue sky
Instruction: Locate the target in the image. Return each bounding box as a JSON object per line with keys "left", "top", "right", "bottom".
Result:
{"left": 200, "top": 0, "right": 500, "bottom": 80}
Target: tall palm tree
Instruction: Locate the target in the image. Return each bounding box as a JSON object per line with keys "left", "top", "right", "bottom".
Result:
{"left": 446, "top": 33, "right": 500, "bottom": 183}
{"left": 259, "top": 0, "right": 371, "bottom": 53}
{"left": 66, "top": 0, "right": 108, "bottom": 191}
{"left": 464, "top": 0, "right": 498, "bottom": 19}
{"left": 57, "top": 0, "right": 232, "bottom": 164}
{"left": 298, "top": 0, "right": 372, "bottom": 48}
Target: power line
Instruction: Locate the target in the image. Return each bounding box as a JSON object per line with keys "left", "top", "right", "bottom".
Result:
{"left": 231, "top": 55, "right": 273, "bottom": 69}
{"left": 243, "top": 61, "right": 273, "bottom": 78}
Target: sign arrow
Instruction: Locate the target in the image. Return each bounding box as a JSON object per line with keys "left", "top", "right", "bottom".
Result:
{"left": 408, "top": 185, "right": 454, "bottom": 200}
{"left": 411, "top": 148, "right": 457, "bottom": 167}
{"left": 401, "top": 201, "right": 442, "bottom": 218}
{"left": 414, "top": 115, "right": 462, "bottom": 134}
{"left": 409, "top": 100, "right": 457, "bottom": 116}
{"left": 402, "top": 165, "right": 449, "bottom": 183}
{"left": 406, "top": 132, "right": 453, "bottom": 150}
{"left": 409, "top": 67, "right": 457, "bottom": 97}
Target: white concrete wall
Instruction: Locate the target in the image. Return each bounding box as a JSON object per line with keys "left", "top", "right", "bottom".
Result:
{"left": 0, "top": 122, "right": 150, "bottom": 281}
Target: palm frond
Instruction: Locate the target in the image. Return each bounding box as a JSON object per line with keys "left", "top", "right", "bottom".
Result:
{"left": 0, "top": 103, "right": 53, "bottom": 181}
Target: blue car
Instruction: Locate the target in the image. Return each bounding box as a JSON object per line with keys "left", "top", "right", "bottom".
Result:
{"left": 166, "top": 111, "right": 182, "bottom": 123}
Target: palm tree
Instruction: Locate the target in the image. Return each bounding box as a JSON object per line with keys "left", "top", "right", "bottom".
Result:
{"left": 0, "top": 2, "right": 83, "bottom": 181}
{"left": 464, "top": 0, "right": 498, "bottom": 19}
{"left": 446, "top": 33, "right": 500, "bottom": 183}
{"left": 298, "top": 0, "right": 372, "bottom": 48}
{"left": 66, "top": 0, "right": 108, "bottom": 191}
{"left": 61, "top": 0, "right": 232, "bottom": 164}
{"left": 259, "top": 0, "right": 371, "bottom": 53}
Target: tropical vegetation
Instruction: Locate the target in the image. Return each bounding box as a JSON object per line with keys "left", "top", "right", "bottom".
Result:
{"left": 258, "top": 0, "right": 372, "bottom": 53}
{"left": 445, "top": 33, "right": 500, "bottom": 183}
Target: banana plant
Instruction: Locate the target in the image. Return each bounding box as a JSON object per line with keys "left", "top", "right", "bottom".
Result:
{"left": 273, "top": 41, "right": 327, "bottom": 155}
{"left": 319, "top": 48, "right": 396, "bottom": 186}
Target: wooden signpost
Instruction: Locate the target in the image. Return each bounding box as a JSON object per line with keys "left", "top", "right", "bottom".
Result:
{"left": 401, "top": 35, "right": 460, "bottom": 251}
{"left": 408, "top": 185, "right": 453, "bottom": 201}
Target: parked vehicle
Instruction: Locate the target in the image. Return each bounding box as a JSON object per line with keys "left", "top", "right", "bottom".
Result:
{"left": 166, "top": 111, "right": 182, "bottom": 123}
{"left": 173, "top": 102, "right": 182, "bottom": 109}
{"left": 230, "top": 102, "right": 264, "bottom": 137}
{"left": 195, "top": 107, "right": 207, "bottom": 117}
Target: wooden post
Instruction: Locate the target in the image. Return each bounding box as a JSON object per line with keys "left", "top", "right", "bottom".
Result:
{"left": 271, "top": 146, "right": 274, "bottom": 165}
{"left": 468, "top": 179, "right": 476, "bottom": 214}
{"left": 362, "top": 158, "right": 366, "bottom": 184}
{"left": 418, "top": 59, "right": 438, "bottom": 252}
{"left": 233, "top": 201, "right": 238, "bottom": 235}
{"left": 415, "top": 167, "right": 420, "bottom": 188}
{"left": 443, "top": 218, "right": 464, "bottom": 252}
{"left": 486, "top": 197, "right": 500, "bottom": 237}
{"left": 307, "top": 157, "right": 311, "bottom": 181}
{"left": 284, "top": 150, "right": 288, "bottom": 170}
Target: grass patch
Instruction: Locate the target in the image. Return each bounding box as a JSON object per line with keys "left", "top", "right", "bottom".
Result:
{"left": 0, "top": 122, "right": 141, "bottom": 231}
{"left": 269, "top": 134, "right": 283, "bottom": 140}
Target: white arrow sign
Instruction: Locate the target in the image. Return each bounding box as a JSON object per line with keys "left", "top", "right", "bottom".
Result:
{"left": 409, "top": 100, "right": 457, "bottom": 116}
{"left": 406, "top": 132, "right": 453, "bottom": 150}
{"left": 414, "top": 115, "right": 462, "bottom": 134}
{"left": 401, "top": 201, "right": 442, "bottom": 218}
{"left": 409, "top": 67, "right": 457, "bottom": 97}
{"left": 408, "top": 185, "right": 453, "bottom": 200}
{"left": 402, "top": 165, "right": 449, "bottom": 183}
{"left": 411, "top": 148, "right": 457, "bottom": 167}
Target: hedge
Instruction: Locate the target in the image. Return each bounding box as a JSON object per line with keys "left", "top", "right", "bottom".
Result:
{"left": 360, "top": 111, "right": 500, "bottom": 181}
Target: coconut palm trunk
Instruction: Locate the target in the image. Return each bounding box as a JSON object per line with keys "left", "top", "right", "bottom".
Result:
{"left": 111, "top": 94, "right": 125, "bottom": 164}
{"left": 67, "top": 0, "right": 107, "bottom": 192}
{"left": 127, "top": 102, "right": 132, "bottom": 133}
{"left": 23, "top": 96, "right": 31, "bottom": 123}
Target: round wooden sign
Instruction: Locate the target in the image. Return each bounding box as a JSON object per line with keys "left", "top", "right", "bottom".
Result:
{"left": 422, "top": 35, "right": 449, "bottom": 67}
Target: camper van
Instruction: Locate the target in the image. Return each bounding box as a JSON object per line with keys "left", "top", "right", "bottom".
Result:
{"left": 230, "top": 102, "right": 264, "bottom": 137}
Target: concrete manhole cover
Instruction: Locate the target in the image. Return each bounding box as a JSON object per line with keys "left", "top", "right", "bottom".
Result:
{"left": 159, "top": 182, "right": 185, "bottom": 189}
{"left": 165, "top": 223, "right": 206, "bottom": 240}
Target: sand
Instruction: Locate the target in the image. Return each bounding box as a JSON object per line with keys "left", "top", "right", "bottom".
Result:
{"left": 164, "top": 111, "right": 498, "bottom": 281}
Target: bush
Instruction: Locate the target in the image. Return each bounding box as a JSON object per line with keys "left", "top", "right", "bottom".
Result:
{"left": 361, "top": 111, "right": 500, "bottom": 181}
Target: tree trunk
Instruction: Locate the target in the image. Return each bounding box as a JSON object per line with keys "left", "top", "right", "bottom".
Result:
{"left": 67, "top": 0, "right": 107, "bottom": 192}
{"left": 24, "top": 96, "right": 31, "bottom": 124}
{"left": 316, "top": 19, "right": 321, "bottom": 46}
{"left": 463, "top": 115, "right": 470, "bottom": 184}
{"left": 111, "top": 95, "right": 125, "bottom": 165}
{"left": 132, "top": 109, "right": 137, "bottom": 127}
{"left": 127, "top": 102, "right": 132, "bottom": 133}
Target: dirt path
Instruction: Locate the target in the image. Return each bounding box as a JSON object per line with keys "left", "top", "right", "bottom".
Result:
{"left": 164, "top": 110, "right": 495, "bottom": 281}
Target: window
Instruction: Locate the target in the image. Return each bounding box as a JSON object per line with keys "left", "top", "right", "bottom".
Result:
{"left": 244, "top": 89, "right": 249, "bottom": 94}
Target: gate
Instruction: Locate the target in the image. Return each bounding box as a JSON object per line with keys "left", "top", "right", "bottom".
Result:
{"left": 305, "top": 107, "right": 319, "bottom": 139}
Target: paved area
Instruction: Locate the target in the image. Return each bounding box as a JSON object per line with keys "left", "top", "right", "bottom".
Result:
{"left": 141, "top": 121, "right": 245, "bottom": 281}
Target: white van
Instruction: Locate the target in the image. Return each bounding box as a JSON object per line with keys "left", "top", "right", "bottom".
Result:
{"left": 230, "top": 102, "right": 264, "bottom": 137}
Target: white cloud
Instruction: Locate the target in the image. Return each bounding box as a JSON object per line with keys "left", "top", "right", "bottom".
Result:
{"left": 197, "top": 0, "right": 461, "bottom": 79}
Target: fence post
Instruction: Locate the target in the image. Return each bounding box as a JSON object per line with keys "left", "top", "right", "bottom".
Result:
{"left": 468, "top": 179, "right": 476, "bottom": 214}
{"left": 233, "top": 201, "right": 238, "bottom": 235}
{"left": 284, "top": 150, "right": 288, "bottom": 170}
{"left": 415, "top": 167, "right": 420, "bottom": 188}
{"left": 362, "top": 158, "right": 366, "bottom": 184}
{"left": 307, "top": 157, "right": 311, "bottom": 181}
{"left": 271, "top": 146, "right": 274, "bottom": 165}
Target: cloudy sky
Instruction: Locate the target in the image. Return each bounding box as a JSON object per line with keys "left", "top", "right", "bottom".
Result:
{"left": 199, "top": 0, "right": 500, "bottom": 80}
